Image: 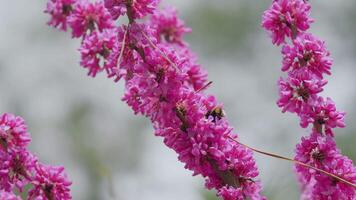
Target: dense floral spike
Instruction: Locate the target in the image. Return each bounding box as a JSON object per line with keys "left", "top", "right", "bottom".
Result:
{"left": 28, "top": 164, "right": 72, "bottom": 200}
{"left": 0, "top": 190, "right": 21, "bottom": 200}
{"left": 0, "top": 113, "right": 30, "bottom": 152}
{"left": 0, "top": 113, "right": 72, "bottom": 199}
{"left": 79, "top": 29, "right": 118, "bottom": 77}
{"left": 153, "top": 90, "right": 264, "bottom": 200}
{"left": 46, "top": 0, "right": 266, "bottom": 199}
{"left": 149, "top": 7, "right": 192, "bottom": 46}
{"left": 282, "top": 33, "right": 332, "bottom": 79}
{"left": 68, "top": 1, "right": 113, "bottom": 38}
{"left": 262, "top": 0, "right": 313, "bottom": 45}
{"left": 263, "top": 0, "right": 356, "bottom": 199}
{"left": 104, "top": 0, "right": 159, "bottom": 20}
{"left": 45, "top": 0, "right": 76, "bottom": 31}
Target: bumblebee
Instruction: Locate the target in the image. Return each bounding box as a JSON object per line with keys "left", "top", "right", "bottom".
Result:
{"left": 206, "top": 107, "right": 224, "bottom": 122}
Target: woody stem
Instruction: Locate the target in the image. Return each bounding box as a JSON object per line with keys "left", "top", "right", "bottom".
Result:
{"left": 228, "top": 136, "right": 356, "bottom": 188}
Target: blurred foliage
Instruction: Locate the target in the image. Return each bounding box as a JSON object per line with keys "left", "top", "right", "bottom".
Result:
{"left": 65, "top": 104, "right": 115, "bottom": 200}
{"left": 202, "top": 190, "right": 219, "bottom": 200}
{"left": 185, "top": 2, "right": 266, "bottom": 59}
{"left": 336, "top": 133, "right": 356, "bottom": 161}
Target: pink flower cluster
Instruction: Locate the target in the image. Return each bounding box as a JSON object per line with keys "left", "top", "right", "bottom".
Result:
{"left": 263, "top": 0, "right": 355, "bottom": 199}
{"left": 46, "top": 0, "right": 266, "bottom": 199}
{"left": 0, "top": 113, "right": 71, "bottom": 200}
{"left": 262, "top": 0, "right": 313, "bottom": 45}
{"left": 104, "top": 0, "right": 159, "bottom": 21}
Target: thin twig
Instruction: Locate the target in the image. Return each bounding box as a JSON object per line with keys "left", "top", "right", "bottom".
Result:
{"left": 196, "top": 81, "right": 213, "bottom": 93}
{"left": 228, "top": 136, "right": 356, "bottom": 188}
{"left": 117, "top": 27, "right": 128, "bottom": 65}
{"left": 140, "top": 30, "right": 181, "bottom": 72}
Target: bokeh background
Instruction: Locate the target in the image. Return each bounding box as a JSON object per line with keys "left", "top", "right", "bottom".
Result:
{"left": 0, "top": 1, "right": 355, "bottom": 199}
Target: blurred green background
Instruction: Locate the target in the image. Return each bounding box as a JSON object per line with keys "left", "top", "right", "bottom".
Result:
{"left": 0, "top": 1, "right": 355, "bottom": 199}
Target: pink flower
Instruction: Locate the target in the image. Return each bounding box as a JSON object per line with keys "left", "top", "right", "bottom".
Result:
{"left": 311, "top": 156, "right": 356, "bottom": 199}
{"left": 217, "top": 182, "right": 266, "bottom": 200}
{"left": 0, "top": 113, "right": 31, "bottom": 152}
{"left": 184, "top": 50, "right": 208, "bottom": 91}
{"left": 79, "top": 29, "right": 118, "bottom": 78}
{"left": 149, "top": 7, "right": 191, "bottom": 45}
{"left": 45, "top": 0, "right": 76, "bottom": 31}
{"left": 185, "top": 61, "right": 208, "bottom": 91}
{"left": 68, "top": 1, "right": 113, "bottom": 38}
{"left": 28, "top": 164, "right": 72, "bottom": 200}
{"left": 277, "top": 73, "right": 327, "bottom": 113}
{"left": 217, "top": 186, "right": 244, "bottom": 200}
{"left": 122, "top": 45, "right": 186, "bottom": 117}
{"left": 299, "top": 97, "right": 346, "bottom": 136}
{"left": 294, "top": 132, "right": 339, "bottom": 184}
{"left": 103, "top": 0, "right": 126, "bottom": 20}
{"left": 295, "top": 133, "right": 356, "bottom": 199}
{"left": 46, "top": 2, "right": 265, "bottom": 198}
{"left": 263, "top": 0, "right": 355, "bottom": 198}
{"left": 282, "top": 33, "right": 332, "bottom": 79}
{"left": 0, "top": 113, "right": 71, "bottom": 199}
{"left": 0, "top": 190, "right": 21, "bottom": 200}
{"left": 153, "top": 90, "right": 265, "bottom": 199}
{"left": 104, "top": 0, "right": 159, "bottom": 20}
{"left": 299, "top": 178, "right": 316, "bottom": 200}
{"left": 0, "top": 149, "right": 37, "bottom": 192}
{"left": 110, "top": 23, "right": 157, "bottom": 81}
{"left": 262, "top": 0, "right": 313, "bottom": 45}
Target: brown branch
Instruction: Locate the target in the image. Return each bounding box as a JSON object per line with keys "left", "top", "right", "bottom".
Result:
{"left": 228, "top": 136, "right": 356, "bottom": 188}
{"left": 196, "top": 81, "right": 213, "bottom": 93}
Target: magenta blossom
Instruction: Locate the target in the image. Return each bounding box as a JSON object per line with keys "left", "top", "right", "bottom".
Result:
{"left": 103, "top": 0, "right": 126, "bottom": 20}
{"left": 0, "top": 190, "right": 21, "bottom": 200}
{"left": 68, "top": 1, "right": 113, "bottom": 38}
{"left": 217, "top": 186, "right": 244, "bottom": 200}
{"left": 122, "top": 45, "right": 186, "bottom": 117}
{"left": 0, "top": 149, "right": 37, "bottom": 192}
{"left": 109, "top": 23, "right": 157, "bottom": 81}
{"left": 299, "top": 97, "right": 346, "bottom": 136}
{"left": 311, "top": 156, "right": 356, "bottom": 199}
{"left": 0, "top": 113, "right": 72, "bottom": 199}
{"left": 28, "top": 164, "right": 72, "bottom": 200}
{"left": 104, "top": 0, "right": 159, "bottom": 20}
{"left": 263, "top": 0, "right": 355, "bottom": 198}
{"left": 294, "top": 132, "right": 356, "bottom": 200}
{"left": 282, "top": 33, "right": 332, "bottom": 79}
{"left": 294, "top": 132, "right": 339, "bottom": 184}
{"left": 299, "top": 155, "right": 356, "bottom": 200}
{"left": 45, "top": 0, "right": 76, "bottom": 31}
{"left": 0, "top": 113, "right": 31, "bottom": 152}
{"left": 149, "top": 7, "right": 191, "bottom": 45}
{"left": 79, "top": 29, "right": 118, "bottom": 78}
{"left": 46, "top": 1, "right": 266, "bottom": 199}
{"left": 154, "top": 90, "right": 265, "bottom": 200}
{"left": 180, "top": 48, "right": 208, "bottom": 91}
{"left": 217, "top": 183, "right": 266, "bottom": 200}
{"left": 262, "top": 0, "right": 313, "bottom": 45}
{"left": 277, "top": 73, "right": 327, "bottom": 113}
